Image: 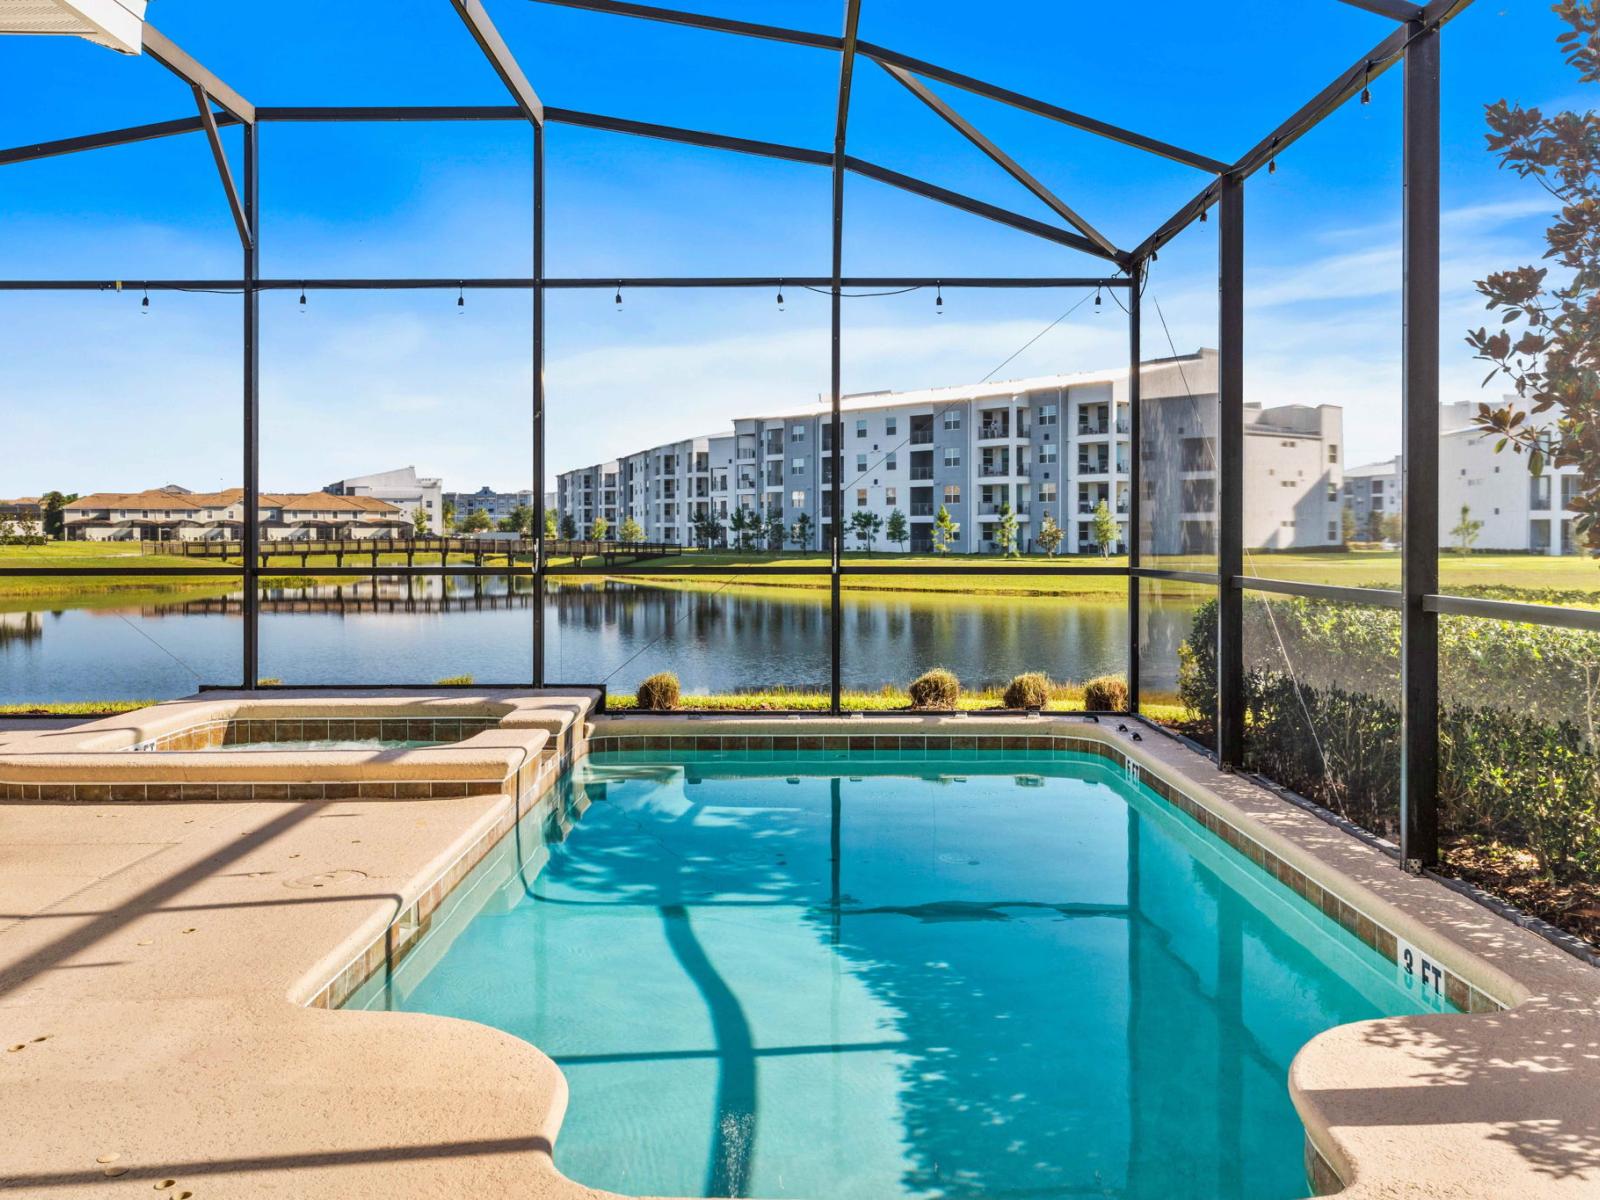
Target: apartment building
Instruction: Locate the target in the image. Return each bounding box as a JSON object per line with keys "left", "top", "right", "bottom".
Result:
{"left": 556, "top": 350, "right": 1345, "bottom": 555}
{"left": 445, "top": 485, "right": 537, "bottom": 525}
{"left": 63, "top": 485, "right": 408, "bottom": 541}
{"left": 324, "top": 466, "right": 443, "bottom": 534}
{"left": 1340, "top": 401, "right": 1587, "bottom": 555}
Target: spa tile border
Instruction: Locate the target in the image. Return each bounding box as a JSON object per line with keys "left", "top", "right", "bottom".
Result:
{"left": 585, "top": 731, "right": 1509, "bottom": 1015}
{"left": 128, "top": 716, "right": 502, "bottom": 753}
{"left": 0, "top": 721, "right": 581, "bottom": 803}
{"left": 307, "top": 735, "right": 581, "bottom": 1011}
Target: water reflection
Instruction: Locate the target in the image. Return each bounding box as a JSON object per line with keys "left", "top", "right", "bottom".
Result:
{"left": 2, "top": 576, "right": 1196, "bottom": 702}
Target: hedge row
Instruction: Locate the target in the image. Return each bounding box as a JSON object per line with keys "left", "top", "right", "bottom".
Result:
{"left": 1176, "top": 597, "right": 1600, "bottom": 881}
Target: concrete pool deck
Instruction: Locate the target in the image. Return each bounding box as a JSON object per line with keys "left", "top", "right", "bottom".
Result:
{"left": 1, "top": 702, "right": 1598, "bottom": 1197}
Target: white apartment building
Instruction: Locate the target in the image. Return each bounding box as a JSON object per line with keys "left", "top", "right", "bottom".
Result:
{"left": 325, "top": 466, "right": 444, "bottom": 534}
{"left": 557, "top": 350, "right": 1345, "bottom": 555}
{"left": 1341, "top": 400, "right": 1585, "bottom": 555}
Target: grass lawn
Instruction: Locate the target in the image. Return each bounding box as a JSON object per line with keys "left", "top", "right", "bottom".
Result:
{"left": 8, "top": 541, "right": 1600, "bottom": 605}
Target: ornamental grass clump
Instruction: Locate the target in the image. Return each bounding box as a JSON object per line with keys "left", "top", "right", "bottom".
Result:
{"left": 1003, "top": 672, "right": 1051, "bottom": 710}
{"left": 1082, "top": 674, "right": 1128, "bottom": 712}
{"left": 636, "top": 671, "right": 682, "bottom": 711}
{"left": 908, "top": 667, "right": 961, "bottom": 710}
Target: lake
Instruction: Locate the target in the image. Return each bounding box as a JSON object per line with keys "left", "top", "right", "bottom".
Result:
{"left": 0, "top": 576, "right": 1201, "bottom": 704}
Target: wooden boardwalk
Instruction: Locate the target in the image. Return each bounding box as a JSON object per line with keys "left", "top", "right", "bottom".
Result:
{"left": 138, "top": 536, "right": 681, "bottom": 569}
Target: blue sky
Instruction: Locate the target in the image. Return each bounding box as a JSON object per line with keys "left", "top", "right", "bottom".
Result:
{"left": 0, "top": 0, "right": 1579, "bottom": 496}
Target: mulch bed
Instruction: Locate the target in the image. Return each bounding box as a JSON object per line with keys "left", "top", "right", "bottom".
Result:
{"left": 1438, "top": 835, "right": 1600, "bottom": 952}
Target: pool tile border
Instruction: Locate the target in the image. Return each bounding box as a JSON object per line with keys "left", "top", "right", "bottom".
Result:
{"left": 126, "top": 716, "right": 503, "bottom": 753}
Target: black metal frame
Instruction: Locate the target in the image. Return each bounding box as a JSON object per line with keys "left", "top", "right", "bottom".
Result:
{"left": 0, "top": 0, "right": 1517, "bottom": 872}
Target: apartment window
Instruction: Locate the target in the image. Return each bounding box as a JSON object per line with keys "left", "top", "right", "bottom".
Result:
{"left": 1328, "top": 444, "right": 1339, "bottom": 464}
{"left": 792, "top": 457, "right": 806, "bottom": 473}
{"left": 820, "top": 426, "right": 833, "bottom": 451}
{"left": 791, "top": 490, "right": 806, "bottom": 509}
{"left": 1038, "top": 404, "right": 1057, "bottom": 426}
{"left": 943, "top": 411, "right": 961, "bottom": 431}
{"left": 885, "top": 417, "right": 897, "bottom": 436}
{"left": 856, "top": 419, "right": 868, "bottom": 438}
{"left": 885, "top": 452, "right": 897, "bottom": 471}
{"left": 1040, "top": 444, "right": 1057, "bottom": 464}
{"left": 1328, "top": 483, "right": 1338, "bottom": 501}
{"left": 856, "top": 454, "right": 868, "bottom": 474}
{"left": 885, "top": 487, "right": 897, "bottom": 507}
{"left": 1328, "top": 521, "right": 1339, "bottom": 540}
{"left": 856, "top": 488, "right": 868, "bottom": 508}
{"left": 791, "top": 424, "right": 805, "bottom": 440}
{"left": 943, "top": 447, "right": 961, "bottom": 467}
{"left": 943, "top": 485, "right": 961, "bottom": 505}
{"left": 1040, "top": 482, "right": 1056, "bottom": 503}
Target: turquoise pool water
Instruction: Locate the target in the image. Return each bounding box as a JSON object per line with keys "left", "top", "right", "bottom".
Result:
{"left": 350, "top": 751, "right": 1449, "bottom": 1199}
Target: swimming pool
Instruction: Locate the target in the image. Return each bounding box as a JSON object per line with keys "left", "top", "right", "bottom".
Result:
{"left": 349, "top": 750, "right": 1451, "bottom": 1199}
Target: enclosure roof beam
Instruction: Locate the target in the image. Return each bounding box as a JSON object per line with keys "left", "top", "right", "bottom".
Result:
{"left": 834, "top": 0, "right": 862, "bottom": 154}
{"left": 0, "top": 113, "right": 228, "bottom": 166}
{"left": 449, "top": 0, "right": 544, "bottom": 126}
{"left": 841, "top": 156, "right": 1117, "bottom": 260}
{"left": 1333, "top": 0, "right": 1424, "bottom": 19}
{"left": 877, "top": 60, "right": 1126, "bottom": 263}
{"left": 1132, "top": 0, "right": 1476, "bottom": 261}
{"left": 526, "top": 0, "right": 843, "bottom": 50}
{"left": 545, "top": 107, "right": 831, "bottom": 164}
{"left": 191, "top": 85, "right": 251, "bottom": 248}
{"left": 140, "top": 25, "right": 254, "bottom": 125}
{"left": 859, "top": 42, "right": 1229, "bottom": 175}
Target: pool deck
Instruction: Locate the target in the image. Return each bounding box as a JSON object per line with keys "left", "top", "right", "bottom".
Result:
{"left": 2, "top": 702, "right": 1598, "bottom": 1198}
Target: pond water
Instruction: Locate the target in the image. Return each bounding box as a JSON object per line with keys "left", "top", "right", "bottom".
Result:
{"left": 0, "top": 577, "right": 1199, "bottom": 704}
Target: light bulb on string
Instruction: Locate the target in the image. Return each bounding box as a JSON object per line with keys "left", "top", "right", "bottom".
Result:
{"left": 140, "top": 287, "right": 150, "bottom": 314}
{"left": 1268, "top": 138, "right": 1279, "bottom": 175}
{"left": 457, "top": 284, "right": 465, "bottom": 314}
{"left": 1360, "top": 62, "right": 1372, "bottom": 105}
{"left": 299, "top": 285, "right": 307, "bottom": 312}
{"left": 935, "top": 283, "right": 943, "bottom": 316}
{"left": 614, "top": 281, "right": 623, "bottom": 310}
{"left": 776, "top": 281, "right": 785, "bottom": 311}
{"left": 1095, "top": 287, "right": 1102, "bottom": 311}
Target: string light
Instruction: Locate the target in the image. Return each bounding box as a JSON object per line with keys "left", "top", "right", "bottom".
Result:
{"left": 1094, "top": 287, "right": 1102, "bottom": 310}
{"left": 1268, "top": 137, "right": 1279, "bottom": 175}
{"left": 614, "top": 281, "right": 623, "bottom": 310}
{"left": 776, "top": 280, "right": 785, "bottom": 311}
{"left": 141, "top": 287, "right": 149, "bottom": 314}
{"left": 1360, "top": 62, "right": 1372, "bottom": 105}
{"left": 935, "top": 282, "right": 943, "bottom": 315}
{"left": 299, "top": 284, "right": 307, "bottom": 312}
{"left": 456, "top": 283, "right": 465, "bottom": 313}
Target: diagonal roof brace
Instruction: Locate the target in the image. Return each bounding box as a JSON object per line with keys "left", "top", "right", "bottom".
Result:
{"left": 141, "top": 25, "right": 253, "bottom": 124}
{"left": 877, "top": 60, "right": 1127, "bottom": 265}
{"left": 1333, "top": 0, "right": 1425, "bottom": 19}
{"left": 449, "top": 0, "right": 544, "bottom": 126}
{"left": 191, "top": 86, "right": 250, "bottom": 249}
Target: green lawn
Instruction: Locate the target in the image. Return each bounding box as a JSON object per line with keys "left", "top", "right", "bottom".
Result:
{"left": 7, "top": 541, "right": 1600, "bottom": 605}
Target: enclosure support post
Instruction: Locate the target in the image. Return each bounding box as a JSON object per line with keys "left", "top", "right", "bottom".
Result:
{"left": 1126, "top": 260, "right": 1142, "bottom": 712}
{"left": 1216, "top": 174, "right": 1244, "bottom": 768}
{"left": 828, "top": 0, "right": 861, "bottom": 716}
{"left": 532, "top": 123, "right": 547, "bottom": 688}
{"left": 1400, "top": 19, "right": 1440, "bottom": 869}
{"left": 242, "top": 123, "right": 260, "bottom": 688}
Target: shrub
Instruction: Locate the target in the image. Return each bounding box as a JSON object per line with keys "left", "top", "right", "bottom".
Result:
{"left": 1082, "top": 674, "right": 1128, "bottom": 712}
{"left": 434, "top": 674, "right": 474, "bottom": 686}
{"left": 636, "top": 672, "right": 681, "bottom": 711}
{"left": 1003, "top": 672, "right": 1050, "bottom": 710}
{"left": 908, "top": 668, "right": 961, "bottom": 710}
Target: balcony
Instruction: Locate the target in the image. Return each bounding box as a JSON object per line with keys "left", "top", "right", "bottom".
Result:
{"left": 978, "top": 422, "right": 1011, "bottom": 441}
{"left": 909, "top": 467, "right": 934, "bottom": 481}
{"left": 979, "top": 464, "right": 1011, "bottom": 478}
{"left": 909, "top": 430, "right": 934, "bottom": 445}
{"left": 909, "top": 503, "right": 934, "bottom": 517}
